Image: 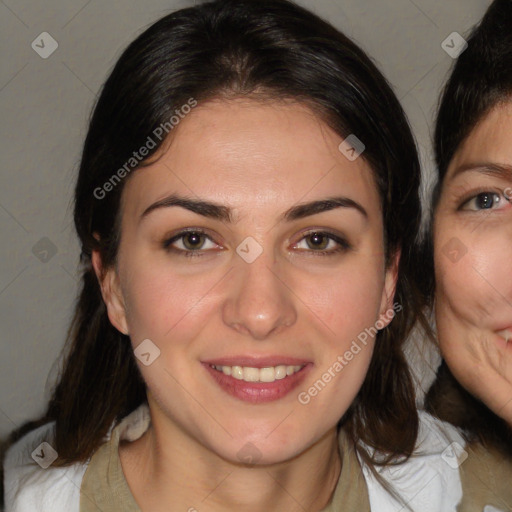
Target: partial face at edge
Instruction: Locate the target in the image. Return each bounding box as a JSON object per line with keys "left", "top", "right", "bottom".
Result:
{"left": 95, "top": 98, "right": 399, "bottom": 465}
{"left": 434, "top": 101, "right": 512, "bottom": 424}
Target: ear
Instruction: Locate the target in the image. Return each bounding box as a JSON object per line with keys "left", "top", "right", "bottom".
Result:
{"left": 377, "top": 248, "right": 400, "bottom": 329}
{"left": 91, "top": 245, "right": 129, "bottom": 335}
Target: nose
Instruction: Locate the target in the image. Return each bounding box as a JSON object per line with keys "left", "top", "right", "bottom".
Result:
{"left": 222, "top": 253, "right": 297, "bottom": 340}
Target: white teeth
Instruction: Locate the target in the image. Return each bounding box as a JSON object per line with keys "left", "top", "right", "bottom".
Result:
{"left": 287, "top": 365, "right": 300, "bottom": 376}
{"left": 497, "top": 329, "right": 512, "bottom": 343}
{"left": 275, "top": 366, "right": 287, "bottom": 380}
{"left": 232, "top": 366, "right": 244, "bottom": 380}
{"left": 211, "top": 364, "right": 304, "bottom": 382}
{"left": 259, "top": 367, "right": 275, "bottom": 382}
{"left": 243, "top": 367, "right": 260, "bottom": 382}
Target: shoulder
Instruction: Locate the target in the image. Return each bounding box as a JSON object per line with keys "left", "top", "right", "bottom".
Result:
{"left": 3, "top": 421, "right": 88, "bottom": 512}
{"left": 359, "top": 411, "right": 466, "bottom": 512}
{"left": 456, "top": 441, "right": 512, "bottom": 512}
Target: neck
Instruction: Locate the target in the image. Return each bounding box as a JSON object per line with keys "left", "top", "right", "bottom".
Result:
{"left": 120, "top": 409, "right": 342, "bottom": 512}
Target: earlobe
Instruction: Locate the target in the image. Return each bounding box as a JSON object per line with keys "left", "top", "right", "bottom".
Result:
{"left": 91, "top": 249, "right": 129, "bottom": 335}
{"left": 378, "top": 249, "right": 400, "bottom": 328}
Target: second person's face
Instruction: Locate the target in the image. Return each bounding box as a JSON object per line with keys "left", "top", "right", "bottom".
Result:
{"left": 434, "top": 101, "right": 512, "bottom": 424}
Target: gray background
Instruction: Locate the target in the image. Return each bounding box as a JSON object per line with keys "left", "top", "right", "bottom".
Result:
{"left": 0, "top": 0, "right": 490, "bottom": 438}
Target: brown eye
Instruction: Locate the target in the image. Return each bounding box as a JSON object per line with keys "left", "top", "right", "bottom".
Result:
{"left": 163, "top": 229, "right": 220, "bottom": 257}
{"left": 305, "top": 232, "right": 330, "bottom": 250}
{"left": 293, "top": 231, "right": 351, "bottom": 255}
{"left": 181, "top": 232, "right": 207, "bottom": 250}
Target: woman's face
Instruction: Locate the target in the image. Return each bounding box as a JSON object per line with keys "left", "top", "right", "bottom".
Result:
{"left": 97, "top": 98, "right": 398, "bottom": 464}
{"left": 434, "top": 101, "right": 512, "bottom": 424}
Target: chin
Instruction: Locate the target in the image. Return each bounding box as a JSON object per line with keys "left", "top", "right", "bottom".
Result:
{"left": 213, "top": 435, "right": 310, "bottom": 466}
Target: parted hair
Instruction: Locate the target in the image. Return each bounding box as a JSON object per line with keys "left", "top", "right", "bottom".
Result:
{"left": 4, "top": 0, "right": 427, "bottom": 478}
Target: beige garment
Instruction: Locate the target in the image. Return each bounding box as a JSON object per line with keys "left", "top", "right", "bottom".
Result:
{"left": 456, "top": 442, "right": 512, "bottom": 512}
{"left": 80, "top": 405, "right": 370, "bottom": 511}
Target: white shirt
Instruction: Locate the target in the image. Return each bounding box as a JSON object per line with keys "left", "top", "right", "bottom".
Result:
{"left": 2, "top": 407, "right": 492, "bottom": 512}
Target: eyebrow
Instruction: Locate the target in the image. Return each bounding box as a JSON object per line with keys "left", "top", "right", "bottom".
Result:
{"left": 139, "top": 193, "right": 368, "bottom": 224}
{"left": 450, "top": 162, "right": 512, "bottom": 181}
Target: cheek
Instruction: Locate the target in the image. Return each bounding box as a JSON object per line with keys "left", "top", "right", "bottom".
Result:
{"left": 318, "top": 268, "right": 384, "bottom": 335}
{"left": 435, "top": 231, "right": 512, "bottom": 328}
{"left": 473, "top": 244, "right": 512, "bottom": 319}
{"left": 121, "top": 261, "right": 227, "bottom": 345}
{"left": 119, "top": 239, "right": 387, "bottom": 368}
{"left": 125, "top": 265, "right": 383, "bottom": 339}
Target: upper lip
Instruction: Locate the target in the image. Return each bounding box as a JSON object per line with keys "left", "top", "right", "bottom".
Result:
{"left": 202, "top": 356, "right": 311, "bottom": 368}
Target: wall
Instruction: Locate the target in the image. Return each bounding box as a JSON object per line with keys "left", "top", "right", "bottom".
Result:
{"left": 0, "top": 0, "right": 490, "bottom": 437}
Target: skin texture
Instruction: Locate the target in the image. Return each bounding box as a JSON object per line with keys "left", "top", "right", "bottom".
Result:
{"left": 92, "top": 98, "right": 398, "bottom": 511}
{"left": 434, "top": 101, "right": 512, "bottom": 426}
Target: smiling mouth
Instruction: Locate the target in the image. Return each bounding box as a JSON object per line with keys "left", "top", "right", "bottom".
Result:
{"left": 204, "top": 361, "right": 311, "bottom": 403}
{"left": 209, "top": 364, "right": 305, "bottom": 383}
{"left": 497, "top": 329, "right": 512, "bottom": 344}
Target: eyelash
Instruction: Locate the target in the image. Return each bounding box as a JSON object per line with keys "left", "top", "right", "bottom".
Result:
{"left": 162, "top": 228, "right": 351, "bottom": 258}
{"left": 457, "top": 188, "right": 512, "bottom": 211}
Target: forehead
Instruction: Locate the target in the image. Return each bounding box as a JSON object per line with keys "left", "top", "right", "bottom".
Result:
{"left": 121, "top": 98, "right": 381, "bottom": 221}
{"left": 448, "top": 101, "right": 512, "bottom": 173}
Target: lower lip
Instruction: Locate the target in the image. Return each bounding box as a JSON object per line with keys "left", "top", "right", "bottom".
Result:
{"left": 203, "top": 363, "right": 311, "bottom": 403}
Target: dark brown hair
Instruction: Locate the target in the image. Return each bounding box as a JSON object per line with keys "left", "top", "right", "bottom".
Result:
{"left": 424, "top": 0, "right": 512, "bottom": 455}
{"left": 4, "top": 0, "right": 427, "bottom": 483}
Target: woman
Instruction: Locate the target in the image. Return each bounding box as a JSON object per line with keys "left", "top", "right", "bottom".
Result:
{"left": 424, "top": 0, "right": 512, "bottom": 509}
{"left": 3, "top": 0, "right": 463, "bottom": 510}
